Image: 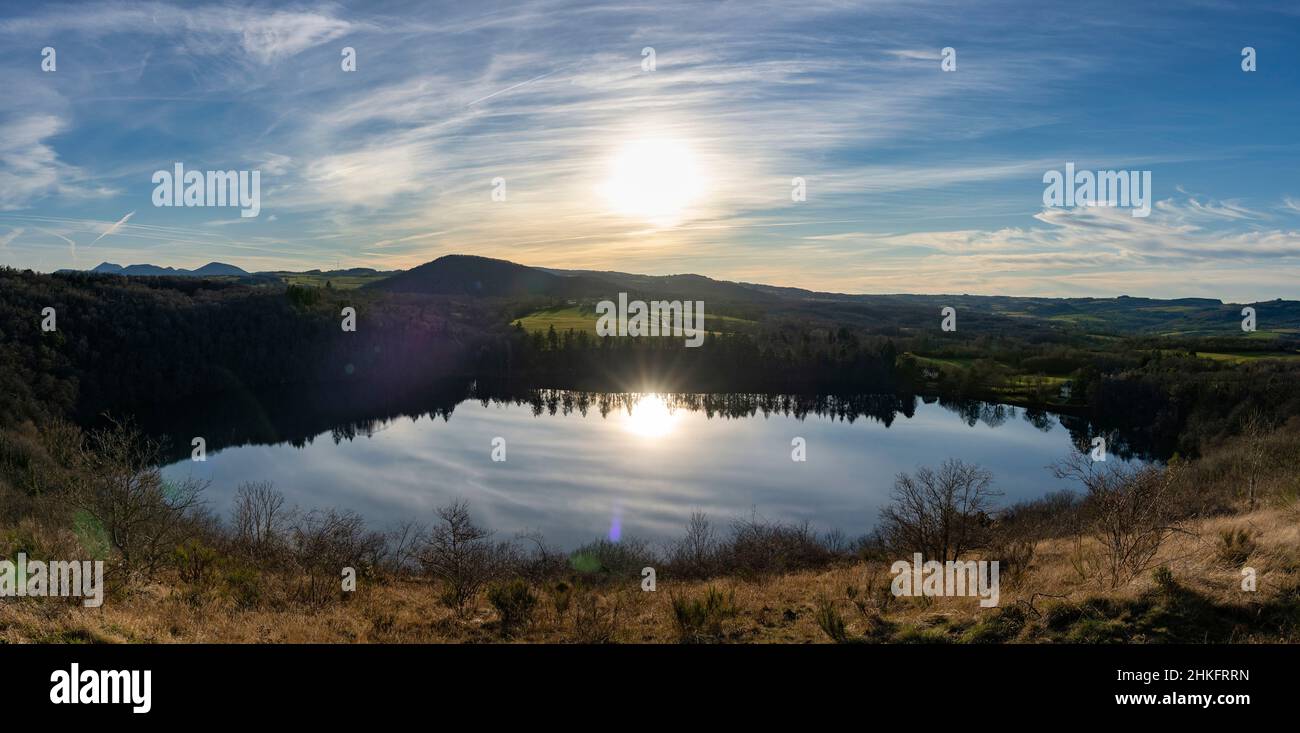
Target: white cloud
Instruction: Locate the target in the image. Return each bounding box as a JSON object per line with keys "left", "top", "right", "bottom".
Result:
{"left": 0, "top": 115, "right": 98, "bottom": 210}
{"left": 0, "top": 2, "right": 356, "bottom": 64}
{"left": 259, "top": 154, "right": 292, "bottom": 176}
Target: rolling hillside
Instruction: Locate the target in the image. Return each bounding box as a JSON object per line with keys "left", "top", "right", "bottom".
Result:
{"left": 50, "top": 254, "right": 1300, "bottom": 339}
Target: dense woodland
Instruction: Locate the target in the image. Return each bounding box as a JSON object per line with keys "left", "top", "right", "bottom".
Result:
{"left": 4, "top": 263, "right": 1300, "bottom": 462}
{"left": 0, "top": 267, "right": 497, "bottom": 425}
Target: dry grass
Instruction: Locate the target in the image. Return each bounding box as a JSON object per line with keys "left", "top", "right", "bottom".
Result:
{"left": 3, "top": 500, "right": 1296, "bottom": 644}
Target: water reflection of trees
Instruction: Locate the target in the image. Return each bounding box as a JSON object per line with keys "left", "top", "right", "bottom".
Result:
{"left": 132, "top": 376, "right": 1162, "bottom": 465}
{"left": 502, "top": 389, "right": 919, "bottom": 426}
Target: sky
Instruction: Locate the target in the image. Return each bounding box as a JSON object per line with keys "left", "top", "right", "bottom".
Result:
{"left": 1, "top": 0, "right": 1299, "bottom": 300}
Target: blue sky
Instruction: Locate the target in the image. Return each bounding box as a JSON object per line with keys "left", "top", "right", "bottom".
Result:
{"left": 1, "top": 0, "right": 1299, "bottom": 299}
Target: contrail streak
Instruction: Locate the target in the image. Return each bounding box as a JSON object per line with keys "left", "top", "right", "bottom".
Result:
{"left": 90, "top": 211, "right": 135, "bottom": 245}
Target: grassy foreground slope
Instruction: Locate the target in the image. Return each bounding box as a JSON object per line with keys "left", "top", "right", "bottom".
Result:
{"left": 1, "top": 502, "right": 1294, "bottom": 644}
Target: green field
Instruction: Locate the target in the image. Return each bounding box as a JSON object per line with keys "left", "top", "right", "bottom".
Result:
{"left": 513, "top": 306, "right": 601, "bottom": 334}
{"left": 277, "top": 272, "right": 390, "bottom": 290}
{"left": 1197, "top": 350, "right": 1300, "bottom": 363}
{"left": 1047, "top": 313, "right": 1109, "bottom": 326}
{"left": 906, "top": 352, "right": 1073, "bottom": 405}
{"left": 513, "top": 305, "right": 755, "bottom": 335}
{"left": 908, "top": 354, "right": 976, "bottom": 370}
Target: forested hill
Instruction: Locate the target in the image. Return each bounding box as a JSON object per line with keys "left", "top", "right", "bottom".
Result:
{"left": 47, "top": 253, "right": 1300, "bottom": 339}
{"left": 365, "top": 254, "right": 605, "bottom": 297}
{"left": 5, "top": 260, "right": 1300, "bottom": 458}
{"left": 0, "top": 267, "right": 505, "bottom": 425}
{"left": 377, "top": 255, "right": 1300, "bottom": 339}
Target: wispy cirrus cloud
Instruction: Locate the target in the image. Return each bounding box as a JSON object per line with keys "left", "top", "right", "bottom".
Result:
{"left": 0, "top": 0, "right": 1298, "bottom": 299}
{"left": 0, "top": 114, "right": 111, "bottom": 210}
{"left": 0, "top": 1, "right": 358, "bottom": 64}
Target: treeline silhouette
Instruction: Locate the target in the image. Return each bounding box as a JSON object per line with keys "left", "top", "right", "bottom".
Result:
{"left": 122, "top": 374, "right": 1158, "bottom": 466}
{"left": 0, "top": 268, "right": 500, "bottom": 424}
{"left": 497, "top": 322, "right": 901, "bottom": 393}
{"left": 5, "top": 268, "right": 1300, "bottom": 460}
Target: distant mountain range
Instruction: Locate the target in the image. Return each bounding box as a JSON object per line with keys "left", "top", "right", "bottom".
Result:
{"left": 70, "top": 261, "right": 252, "bottom": 278}
{"left": 57, "top": 262, "right": 388, "bottom": 281}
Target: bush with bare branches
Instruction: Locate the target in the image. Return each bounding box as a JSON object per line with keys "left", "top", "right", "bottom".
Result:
{"left": 60, "top": 418, "right": 205, "bottom": 584}
{"left": 419, "top": 500, "right": 515, "bottom": 616}
{"left": 230, "top": 481, "right": 290, "bottom": 557}
{"left": 877, "top": 458, "right": 1001, "bottom": 562}
{"left": 1053, "top": 453, "right": 1181, "bottom": 588}
{"left": 288, "top": 508, "right": 386, "bottom": 605}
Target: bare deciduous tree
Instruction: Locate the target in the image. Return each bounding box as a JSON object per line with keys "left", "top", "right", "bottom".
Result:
{"left": 1240, "top": 410, "right": 1275, "bottom": 510}
{"left": 419, "top": 500, "right": 513, "bottom": 616}
{"left": 384, "top": 519, "right": 429, "bottom": 574}
{"left": 877, "top": 459, "right": 1001, "bottom": 562}
{"left": 670, "top": 511, "right": 719, "bottom": 578}
{"left": 289, "top": 508, "right": 386, "bottom": 605}
{"left": 62, "top": 418, "right": 205, "bottom": 584}
{"left": 1053, "top": 452, "right": 1180, "bottom": 588}
{"left": 231, "top": 481, "right": 289, "bottom": 554}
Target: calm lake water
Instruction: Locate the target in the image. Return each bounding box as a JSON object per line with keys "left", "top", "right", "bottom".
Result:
{"left": 158, "top": 388, "right": 1129, "bottom": 548}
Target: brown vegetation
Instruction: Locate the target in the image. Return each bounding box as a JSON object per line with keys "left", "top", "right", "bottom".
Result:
{"left": 2, "top": 416, "right": 1299, "bottom": 644}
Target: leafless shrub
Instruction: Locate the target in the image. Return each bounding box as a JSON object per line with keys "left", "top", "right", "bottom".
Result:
{"left": 996, "top": 490, "right": 1080, "bottom": 541}
{"left": 1068, "top": 531, "right": 1100, "bottom": 581}
{"left": 722, "top": 512, "right": 840, "bottom": 577}
{"left": 60, "top": 418, "right": 205, "bottom": 584}
{"left": 418, "top": 499, "right": 514, "bottom": 616}
{"left": 1053, "top": 453, "right": 1181, "bottom": 588}
{"left": 667, "top": 511, "right": 720, "bottom": 578}
{"left": 513, "top": 531, "right": 567, "bottom": 583}
{"left": 383, "top": 519, "right": 428, "bottom": 575}
{"left": 877, "top": 459, "right": 1001, "bottom": 562}
{"left": 821, "top": 528, "right": 850, "bottom": 555}
{"left": 288, "top": 508, "right": 385, "bottom": 605}
{"left": 231, "top": 481, "right": 290, "bottom": 556}
{"left": 1240, "top": 410, "right": 1276, "bottom": 510}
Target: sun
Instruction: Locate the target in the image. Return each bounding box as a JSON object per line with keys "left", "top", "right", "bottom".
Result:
{"left": 600, "top": 138, "right": 705, "bottom": 227}
{"left": 623, "top": 394, "right": 679, "bottom": 438}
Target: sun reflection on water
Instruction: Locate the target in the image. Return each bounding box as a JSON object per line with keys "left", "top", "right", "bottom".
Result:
{"left": 623, "top": 394, "right": 678, "bottom": 438}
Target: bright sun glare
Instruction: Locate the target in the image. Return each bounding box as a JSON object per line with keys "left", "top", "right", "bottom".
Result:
{"left": 601, "top": 138, "right": 704, "bottom": 227}
{"left": 624, "top": 394, "right": 678, "bottom": 438}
